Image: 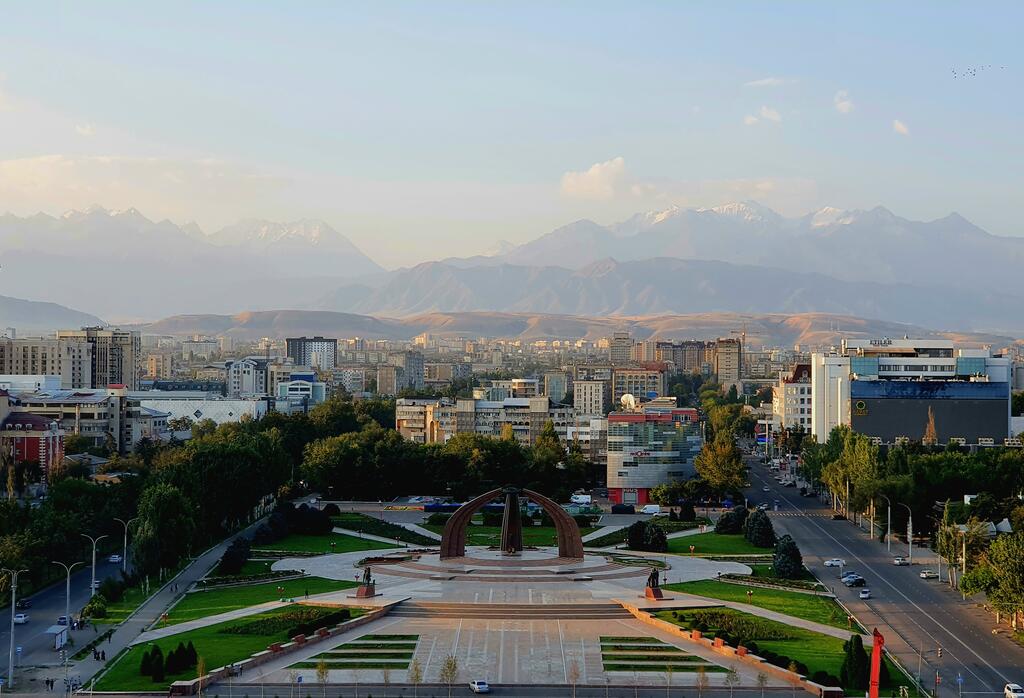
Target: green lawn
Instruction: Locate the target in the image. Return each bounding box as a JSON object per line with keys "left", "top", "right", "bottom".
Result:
{"left": 96, "top": 606, "right": 314, "bottom": 691}
{"left": 98, "top": 585, "right": 151, "bottom": 625}
{"left": 331, "top": 513, "right": 437, "bottom": 545}
{"left": 210, "top": 558, "right": 294, "bottom": 578}
{"left": 654, "top": 609, "right": 909, "bottom": 692}
{"left": 662, "top": 579, "right": 850, "bottom": 630}
{"left": 666, "top": 532, "right": 769, "bottom": 556}
{"left": 161, "top": 577, "right": 358, "bottom": 626}
{"left": 422, "top": 524, "right": 597, "bottom": 547}
{"left": 251, "top": 532, "right": 400, "bottom": 554}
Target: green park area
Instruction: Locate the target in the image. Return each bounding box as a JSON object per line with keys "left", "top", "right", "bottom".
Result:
{"left": 161, "top": 577, "right": 359, "bottom": 626}
{"left": 662, "top": 579, "right": 850, "bottom": 630}
{"left": 654, "top": 608, "right": 909, "bottom": 693}
{"left": 422, "top": 523, "right": 597, "bottom": 547}
{"left": 331, "top": 512, "right": 438, "bottom": 545}
{"left": 96, "top": 605, "right": 365, "bottom": 691}
{"left": 666, "top": 532, "right": 768, "bottom": 556}
{"left": 252, "top": 531, "right": 400, "bottom": 555}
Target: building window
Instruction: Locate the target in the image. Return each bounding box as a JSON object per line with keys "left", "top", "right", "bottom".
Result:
{"left": 617, "top": 471, "right": 628, "bottom": 477}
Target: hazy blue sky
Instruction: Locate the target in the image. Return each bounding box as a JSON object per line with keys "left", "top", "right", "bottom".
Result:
{"left": 0, "top": 2, "right": 1019, "bottom": 266}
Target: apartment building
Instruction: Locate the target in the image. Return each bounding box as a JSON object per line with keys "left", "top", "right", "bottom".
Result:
{"left": 0, "top": 337, "right": 93, "bottom": 389}
{"left": 454, "top": 396, "right": 574, "bottom": 447}
{"left": 611, "top": 366, "right": 668, "bottom": 404}
{"left": 145, "top": 354, "right": 174, "bottom": 380}
{"left": 608, "top": 332, "right": 633, "bottom": 364}
{"left": 56, "top": 327, "right": 142, "bottom": 390}
{"left": 543, "top": 371, "right": 570, "bottom": 403}
{"left": 395, "top": 397, "right": 457, "bottom": 444}
{"left": 286, "top": 336, "right": 338, "bottom": 371}
{"left": 573, "top": 380, "right": 611, "bottom": 417}
{"left": 714, "top": 337, "right": 743, "bottom": 389}
{"left": 772, "top": 363, "right": 812, "bottom": 430}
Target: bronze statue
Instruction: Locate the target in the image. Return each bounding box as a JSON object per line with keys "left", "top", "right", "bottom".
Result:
{"left": 647, "top": 567, "right": 660, "bottom": 589}
{"left": 362, "top": 566, "right": 373, "bottom": 586}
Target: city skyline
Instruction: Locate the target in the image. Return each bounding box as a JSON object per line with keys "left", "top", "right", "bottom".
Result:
{"left": 0, "top": 2, "right": 1020, "bottom": 266}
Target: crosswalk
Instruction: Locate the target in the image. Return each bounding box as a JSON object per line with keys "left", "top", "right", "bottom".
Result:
{"left": 768, "top": 511, "right": 833, "bottom": 518}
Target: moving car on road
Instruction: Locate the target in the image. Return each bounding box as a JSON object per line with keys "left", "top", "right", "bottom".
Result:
{"left": 15, "top": 598, "right": 31, "bottom": 609}
{"left": 1003, "top": 684, "right": 1024, "bottom": 698}
{"left": 919, "top": 569, "right": 939, "bottom": 579}
{"left": 844, "top": 576, "right": 867, "bottom": 587}
{"left": 763, "top": 486, "right": 771, "bottom": 492}
{"left": 893, "top": 557, "right": 909, "bottom": 566}
{"left": 824, "top": 558, "right": 846, "bottom": 567}
{"left": 108, "top": 554, "right": 122, "bottom": 563}
{"left": 859, "top": 589, "right": 872, "bottom": 599}
{"left": 470, "top": 680, "right": 491, "bottom": 693}
{"left": 13, "top": 613, "right": 28, "bottom": 624}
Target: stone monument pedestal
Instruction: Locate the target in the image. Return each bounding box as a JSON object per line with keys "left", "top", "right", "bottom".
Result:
{"left": 644, "top": 585, "right": 664, "bottom": 600}
{"left": 352, "top": 583, "right": 379, "bottom": 598}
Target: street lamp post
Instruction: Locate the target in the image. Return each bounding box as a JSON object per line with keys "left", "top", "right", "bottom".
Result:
{"left": 81, "top": 533, "right": 109, "bottom": 596}
{"left": 51, "top": 561, "right": 84, "bottom": 630}
{"left": 879, "top": 494, "right": 892, "bottom": 553}
{"left": 2, "top": 568, "right": 27, "bottom": 689}
{"left": 898, "top": 503, "right": 913, "bottom": 566}
{"left": 113, "top": 517, "right": 139, "bottom": 574}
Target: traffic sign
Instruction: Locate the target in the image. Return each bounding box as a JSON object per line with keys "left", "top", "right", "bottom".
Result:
{"left": 297, "top": 676, "right": 303, "bottom": 683}
{"left": 956, "top": 675, "right": 964, "bottom": 685}
{"left": 15, "top": 647, "right": 21, "bottom": 654}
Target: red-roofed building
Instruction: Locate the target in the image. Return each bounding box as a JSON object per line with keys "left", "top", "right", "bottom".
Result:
{"left": 0, "top": 411, "right": 64, "bottom": 478}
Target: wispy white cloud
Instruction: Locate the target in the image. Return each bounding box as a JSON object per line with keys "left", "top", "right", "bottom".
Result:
{"left": 892, "top": 119, "right": 910, "bottom": 136}
{"left": 743, "top": 114, "right": 759, "bottom": 126}
{"left": 759, "top": 106, "right": 781, "bottom": 122}
{"left": 560, "top": 156, "right": 628, "bottom": 200}
{"left": 743, "top": 77, "right": 794, "bottom": 88}
{"left": 833, "top": 90, "right": 854, "bottom": 114}
{"left": 75, "top": 123, "right": 96, "bottom": 137}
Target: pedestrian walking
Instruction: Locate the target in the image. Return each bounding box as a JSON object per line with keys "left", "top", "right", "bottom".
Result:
{"left": 101, "top": 650, "right": 106, "bottom": 661}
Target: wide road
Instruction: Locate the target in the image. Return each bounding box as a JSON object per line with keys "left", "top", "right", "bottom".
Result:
{"left": 745, "top": 456, "right": 1024, "bottom": 696}
{"left": 1, "top": 557, "right": 122, "bottom": 668}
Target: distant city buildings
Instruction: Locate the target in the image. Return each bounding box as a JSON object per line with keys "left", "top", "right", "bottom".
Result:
{"left": 56, "top": 327, "right": 142, "bottom": 390}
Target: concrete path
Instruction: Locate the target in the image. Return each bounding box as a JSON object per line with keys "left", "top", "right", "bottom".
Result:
{"left": 580, "top": 525, "right": 624, "bottom": 542}
{"left": 395, "top": 521, "right": 442, "bottom": 541}
{"left": 667, "top": 526, "right": 711, "bottom": 539}
{"left": 332, "top": 526, "right": 410, "bottom": 546}
{"left": 131, "top": 600, "right": 287, "bottom": 645}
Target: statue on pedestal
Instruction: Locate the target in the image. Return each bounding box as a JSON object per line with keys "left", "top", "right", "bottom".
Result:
{"left": 644, "top": 566, "right": 664, "bottom": 600}
{"left": 355, "top": 565, "right": 377, "bottom": 598}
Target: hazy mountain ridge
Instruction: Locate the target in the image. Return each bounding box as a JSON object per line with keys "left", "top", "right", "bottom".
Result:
{"left": 0, "top": 207, "right": 382, "bottom": 318}
{"left": 473, "top": 203, "right": 1024, "bottom": 296}
{"left": 138, "top": 309, "right": 1016, "bottom": 348}
{"left": 318, "top": 257, "right": 1022, "bottom": 332}
{"left": 0, "top": 294, "right": 103, "bottom": 331}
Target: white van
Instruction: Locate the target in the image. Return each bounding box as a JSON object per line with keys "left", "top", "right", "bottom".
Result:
{"left": 570, "top": 493, "right": 592, "bottom": 505}
{"left": 640, "top": 504, "right": 662, "bottom": 515}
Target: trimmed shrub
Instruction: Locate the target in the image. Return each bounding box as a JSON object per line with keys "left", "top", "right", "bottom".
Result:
{"left": 321, "top": 503, "right": 341, "bottom": 516}
{"left": 481, "top": 511, "right": 504, "bottom": 527}
{"left": 426, "top": 513, "right": 451, "bottom": 526}
{"left": 217, "top": 537, "right": 252, "bottom": 576}
{"left": 772, "top": 534, "right": 804, "bottom": 579}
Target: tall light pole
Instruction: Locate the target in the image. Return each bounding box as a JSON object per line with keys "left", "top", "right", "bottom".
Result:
{"left": 2, "top": 568, "right": 27, "bottom": 689}
{"left": 898, "top": 503, "right": 913, "bottom": 566}
{"left": 81, "top": 533, "right": 108, "bottom": 596}
{"left": 879, "top": 494, "right": 892, "bottom": 553}
{"left": 114, "top": 517, "right": 139, "bottom": 574}
{"left": 51, "top": 561, "right": 83, "bottom": 629}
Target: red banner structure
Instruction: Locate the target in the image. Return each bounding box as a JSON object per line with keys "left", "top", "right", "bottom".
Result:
{"left": 869, "top": 628, "right": 885, "bottom": 698}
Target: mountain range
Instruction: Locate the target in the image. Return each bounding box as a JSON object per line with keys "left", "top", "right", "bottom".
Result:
{"left": 0, "top": 207, "right": 381, "bottom": 319}
{"left": 0, "top": 202, "right": 1022, "bottom": 335}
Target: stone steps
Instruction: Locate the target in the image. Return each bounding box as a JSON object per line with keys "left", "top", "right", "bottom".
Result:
{"left": 390, "top": 601, "right": 634, "bottom": 620}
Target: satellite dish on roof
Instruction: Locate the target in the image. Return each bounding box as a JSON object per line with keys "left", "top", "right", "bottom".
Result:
{"left": 621, "top": 393, "right": 637, "bottom": 409}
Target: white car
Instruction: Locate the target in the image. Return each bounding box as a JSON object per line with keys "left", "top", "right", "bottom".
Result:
{"left": 13, "top": 613, "right": 28, "bottom": 625}
{"left": 824, "top": 558, "right": 846, "bottom": 568}
{"left": 469, "top": 680, "right": 491, "bottom": 694}
{"left": 919, "top": 569, "right": 939, "bottom": 579}
{"left": 1004, "top": 684, "right": 1024, "bottom": 698}
{"left": 762, "top": 486, "right": 771, "bottom": 492}
{"left": 859, "top": 589, "right": 872, "bottom": 599}
{"left": 892, "top": 556, "right": 909, "bottom": 566}
{"left": 108, "top": 554, "right": 122, "bottom": 564}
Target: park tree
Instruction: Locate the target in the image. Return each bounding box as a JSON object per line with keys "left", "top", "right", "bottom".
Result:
{"left": 439, "top": 653, "right": 459, "bottom": 698}
{"left": 839, "top": 634, "right": 870, "bottom": 690}
{"left": 772, "top": 534, "right": 804, "bottom": 579}
{"left": 743, "top": 509, "right": 777, "bottom": 548}
{"left": 694, "top": 435, "right": 746, "bottom": 495}
{"left": 985, "top": 532, "right": 1024, "bottom": 621}
{"left": 715, "top": 505, "right": 748, "bottom": 535}
{"left": 133, "top": 483, "right": 196, "bottom": 574}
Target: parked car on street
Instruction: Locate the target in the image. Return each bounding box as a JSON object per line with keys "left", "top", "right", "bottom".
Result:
{"left": 919, "top": 570, "right": 939, "bottom": 580}
{"left": 15, "top": 598, "right": 31, "bottom": 609}
{"left": 13, "top": 613, "right": 28, "bottom": 624}
{"left": 469, "top": 680, "right": 491, "bottom": 694}
{"left": 57, "top": 615, "right": 69, "bottom": 626}
{"left": 108, "top": 554, "right": 123, "bottom": 564}
{"left": 1003, "top": 684, "right": 1024, "bottom": 698}
{"left": 824, "top": 558, "right": 846, "bottom": 567}
{"left": 859, "top": 589, "right": 872, "bottom": 599}
{"left": 845, "top": 576, "right": 867, "bottom": 587}
{"left": 893, "top": 557, "right": 909, "bottom": 566}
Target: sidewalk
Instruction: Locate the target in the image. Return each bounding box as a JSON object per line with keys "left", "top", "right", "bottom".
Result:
{"left": 332, "top": 526, "right": 411, "bottom": 546}
{"left": 395, "top": 522, "right": 441, "bottom": 541}
{"left": 581, "top": 525, "right": 624, "bottom": 543}
{"left": 74, "top": 518, "right": 268, "bottom": 686}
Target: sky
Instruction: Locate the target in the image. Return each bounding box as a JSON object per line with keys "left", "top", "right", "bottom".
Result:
{"left": 0, "top": 2, "right": 1020, "bottom": 268}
